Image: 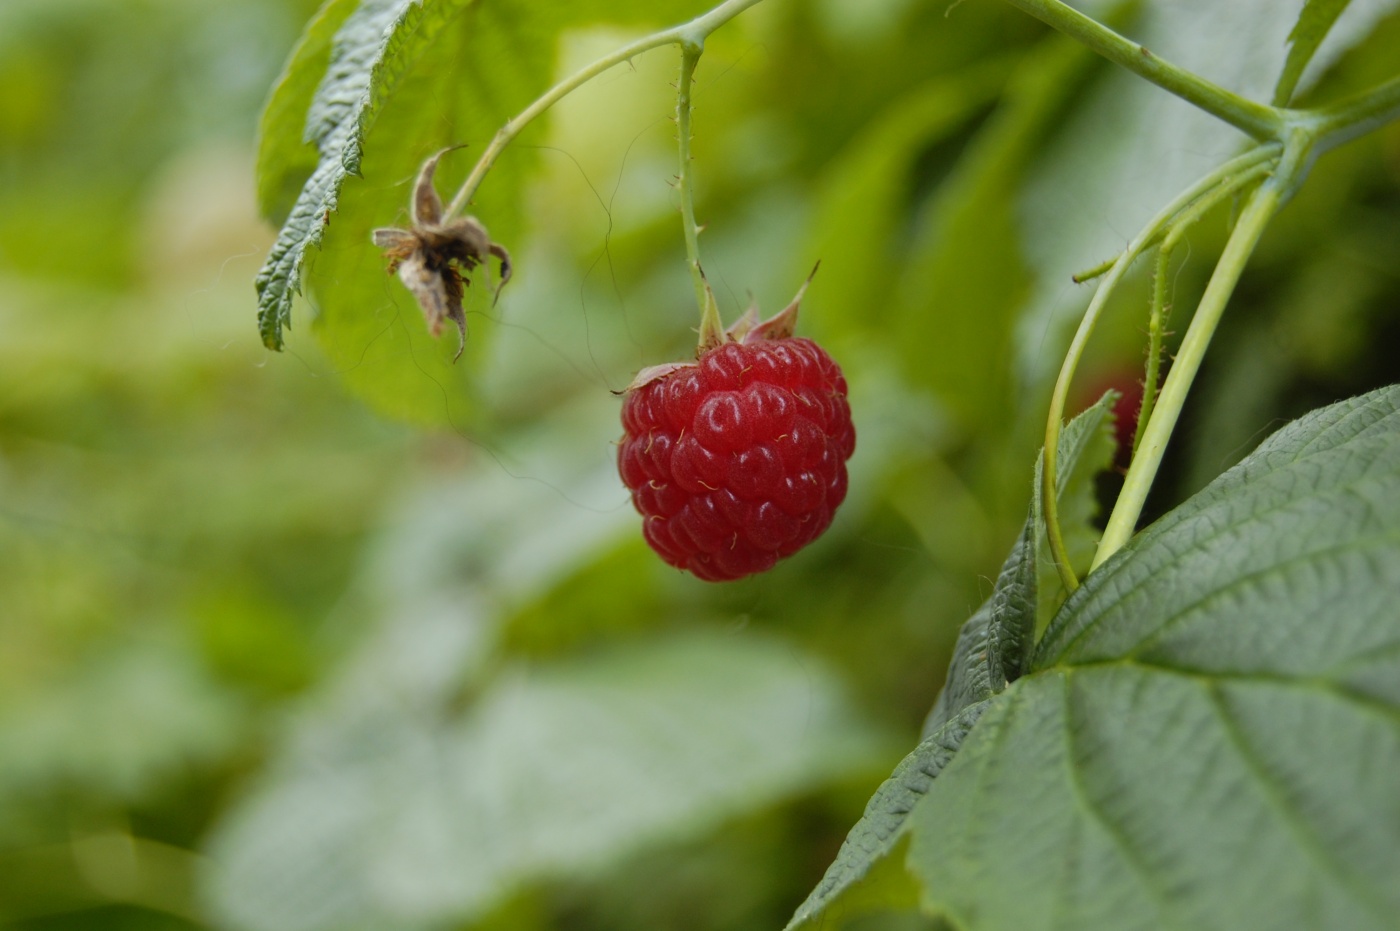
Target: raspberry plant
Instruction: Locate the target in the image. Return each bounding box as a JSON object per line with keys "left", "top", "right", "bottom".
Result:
{"left": 242, "top": 1, "right": 1400, "bottom": 929}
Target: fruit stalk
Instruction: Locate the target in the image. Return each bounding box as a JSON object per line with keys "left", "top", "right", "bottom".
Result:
{"left": 443, "top": 0, "right": 767, "bottom": 219}
{"left": 676, "top": 42, "right": 716, "bottom": 329}
{"left": 1133, "top": 156, "right": 1274, "bottom": 455}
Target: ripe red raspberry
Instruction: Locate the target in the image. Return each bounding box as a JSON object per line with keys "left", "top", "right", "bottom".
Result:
{"left": 618, "top": 321, "right": 855, "bottom": 582}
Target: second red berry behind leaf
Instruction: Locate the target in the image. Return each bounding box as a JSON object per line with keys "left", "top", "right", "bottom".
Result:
{"left": 618, "top": 336, "right": 855, "bottom": 582}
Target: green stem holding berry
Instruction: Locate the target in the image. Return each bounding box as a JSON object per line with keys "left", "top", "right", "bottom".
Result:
{"left": 675, "top": 41, "right": 725, "bottom": 346}
{"left": 443, "top": 0, "right": 765, "bottom": 220}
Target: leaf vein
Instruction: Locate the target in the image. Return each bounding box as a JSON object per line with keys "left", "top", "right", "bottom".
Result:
{"left": 1203, "top": 681, "right": 1395, "bottom": 919}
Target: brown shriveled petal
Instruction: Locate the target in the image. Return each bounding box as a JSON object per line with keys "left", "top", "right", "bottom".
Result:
{"left": 371, "top": 147, "right": 513, "bottom": 363}
{"left": 371, "top": 227, "right": 419, "bottom": 253}
{"left": 489, "top": 242, "right": 512, "bottom": 304}
{"left": 371, "top": 227, "right": 419, "bottom": 273}
{"left": 411, "top": 148, "right": 460, "bottom": 227}
{"left": 397, "top": 251, "right": 468, "bottom": 360}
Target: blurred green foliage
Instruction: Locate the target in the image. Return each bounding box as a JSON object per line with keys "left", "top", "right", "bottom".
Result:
{"left": 1, "top": 0, "right": 1398, "bottom": 929}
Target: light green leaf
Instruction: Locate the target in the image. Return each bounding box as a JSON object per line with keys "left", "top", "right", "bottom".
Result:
{"left": 801, "top": 57, "right": 1014, "bottom": 367}
{"left": 256, "top": 0, "right": 710, "bottom": 421}
{"left": 1274, "top": 0, "right": 1354, "bottom": 106}
{"left": 255, "top": 0, "right": 361, "bottom": 225}
{"left": 255, "top": 0, "right": 466, "bottom": 352}
{"left": 0, "top": 639, "right": 243, "bottom": 803}
{"left": 886, "top": 33, "right": 1100, "bottom": 430}
{"left": 901, "top": 385, "right": 1400, "bottom": 930}
{"left": 204, "top": 632, "right": 890, "bottom": 931}
{"left": 785, "top": 392, "right": 1118, "bottom": 930}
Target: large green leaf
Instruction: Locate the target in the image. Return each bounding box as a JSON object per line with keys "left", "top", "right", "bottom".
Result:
{"left": 785, "top": 392, "right": 1118, "bottom": 930}
{"left": 900, "top": 385, "right": 1400, "bottom": 930}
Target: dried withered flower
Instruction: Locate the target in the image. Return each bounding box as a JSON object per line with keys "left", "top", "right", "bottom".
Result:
{"left": 372, "top": 148, "right": 511, "bottom": 361}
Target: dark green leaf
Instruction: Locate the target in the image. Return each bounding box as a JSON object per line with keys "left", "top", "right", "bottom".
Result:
{"left": 926, "top": 389, "right": 1117, "bottom": 737}
{"left": 255, "top": 0, "right": 469, "bottom": 351}
{"left": 1273, "top": 0, "right": 1354, "bottom": 106}
{"left": 255, "top": 0, "right": 361, "bottom": 225}
{"left": 786, "top": 392, "right": 1117, "bottom": 930}
{"left": 785, "top": 701, "right": 989, "bottom": 931}
{"left": 901, "top": 385, "right": 1400, "bottom": 930}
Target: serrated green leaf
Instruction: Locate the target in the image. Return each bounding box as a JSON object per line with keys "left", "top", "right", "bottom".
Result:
{"left": 1273, "top": 0, "right": 1354, "bottom": 106}
{"left": 257, "top": 0, "right": 711, "bottom": 421}
{"left": 205, "top": 632, "right": 891, "bottom": 931}
{"left": 785, "top": 701, "right": 989, "bottom": 931}
{"left": 925, "top": 389, "right": 1118, "bottom": 737}
{"left": 255, "top": 0, "right": 463, "bottom": 351}
{"left": 785, "top": 392, "right": 1117, "bottom": 930}
{"left": 255, "top": 0, "right": 361, "bottom": 225}
{"left": 898, "top": 385, "right": 1400, "bottom": 931}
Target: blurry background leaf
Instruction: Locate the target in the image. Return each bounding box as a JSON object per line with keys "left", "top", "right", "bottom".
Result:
{"left": 206, "top": 630, "right": 893, "bottom": 931}
{"left": 1274, "top": 0, "right": 1356, "bottom": 105}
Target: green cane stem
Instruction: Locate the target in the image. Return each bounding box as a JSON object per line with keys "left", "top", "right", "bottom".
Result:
{"left": 1092, "top": 138, "right": 1310, "bottom": 569}
{"left": 1042, "top": 143, "right": 1280, "bottom": 592}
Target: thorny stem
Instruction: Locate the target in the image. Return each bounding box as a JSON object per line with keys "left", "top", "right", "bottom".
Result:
{"left": 443, "top": 0, "right": 766, "bottom": 219}
{"left": 1042, "top": 144, "right": 1281, "bottom": 592}
{"left": 676, "top": 43, "right": 721, "bottom": 339}
{"left": 1132, "top": 158, "right": 1274, "bottom": 455}
{"left": 1137, "top": 243, "right": 1171, "bottom": 457}
{"left": 1092, "top": 137, "right": 1308, "bottom": 569}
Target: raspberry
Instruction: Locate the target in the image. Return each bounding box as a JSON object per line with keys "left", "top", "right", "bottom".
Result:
{"left": 618, "top": 322, "right": 855, "bottom": 582}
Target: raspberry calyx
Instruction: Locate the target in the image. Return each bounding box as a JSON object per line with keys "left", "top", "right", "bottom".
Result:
{"left": 618, "top": 280, "right": 855, "bottom": 582}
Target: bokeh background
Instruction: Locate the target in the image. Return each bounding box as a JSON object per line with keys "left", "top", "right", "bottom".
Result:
{"left": 1, "top": 0, "right": 1398, "bottom": 929}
